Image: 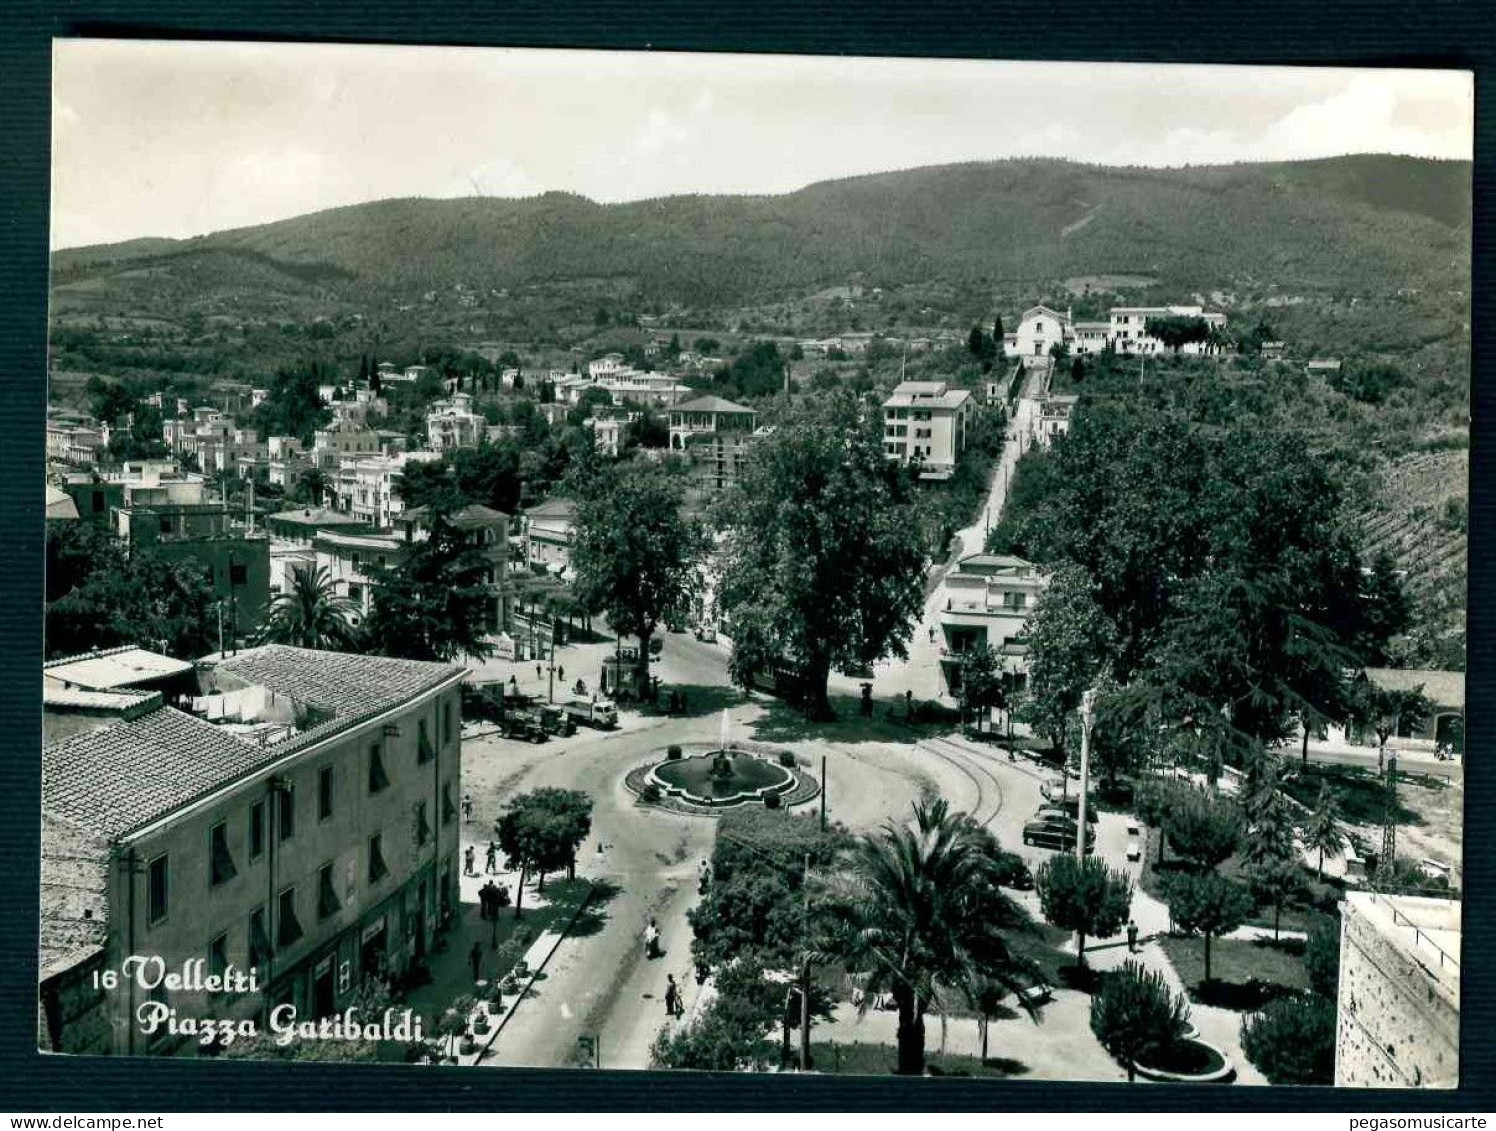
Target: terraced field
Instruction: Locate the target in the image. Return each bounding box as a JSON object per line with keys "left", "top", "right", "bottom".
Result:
{"left": 1355, "top": 448, "right": 1468, "bottom": 639}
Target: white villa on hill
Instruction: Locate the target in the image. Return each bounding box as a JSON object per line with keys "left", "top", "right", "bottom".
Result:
{"left": 1004, "top": 303, "right": 1228, "bottom": 358}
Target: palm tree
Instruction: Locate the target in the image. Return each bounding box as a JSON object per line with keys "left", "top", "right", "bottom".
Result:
{"left": 835, "top": 798, "right": 1038, "bottom": 1075}
{"left": 1303, "top": 783, "right": 1345, "bottom": 880}
{"left": 259, "top": 564, "right": 361, "bottom": 651}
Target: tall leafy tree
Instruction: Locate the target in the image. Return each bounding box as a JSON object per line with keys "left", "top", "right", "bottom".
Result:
{"left": 831, "top": 798, "right": 1037, "bottom": 1075}
{"left": 1164, "top": 789, "right": 1244, "bottom": 872}
{"left": 569, "top": 458, "right": 707, "bottom": 697}
{"left": 364, "top": 503, "right": 495, "bottom": 663}
{"left": 257, "top": 563, "right": 361, "bottom": 651}
{"left": 956, "top": 644, "right": 1006, "bottom": 732}
{"left": 719, "top": 391, "right": 926, "bottom": 720}
{"left": 1347, "top": 678, "right": 1433, "bottom": 773}
{"left": 1303, "top": 784, "right": 1346, "bottom": 881}
{"left": 1034, "top": 854, "right": 1133, "bottom": 967}
{"left": 46, "top": 524, "right": 216, "bottom": 660}
{"left": 1163, "top": 872, "right": 1254, "bottom": 983}
{"left": 1018, "top": 569, "right": 1117, "bottom": 762}
{"left": 1090, "top": 960, "right": 1192, "bottom": 1082}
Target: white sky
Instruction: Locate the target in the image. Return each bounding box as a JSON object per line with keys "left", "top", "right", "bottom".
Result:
{"left": 51, "top": 40, "right": 1474, "bottom": 250}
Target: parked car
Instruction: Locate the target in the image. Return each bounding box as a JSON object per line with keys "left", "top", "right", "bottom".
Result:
{"left": 500, "top": 714, "right": 548, "bottom": 744}
{"left": 537, "top": 705, "right": 577, "bottom": 737}
{"left": 1038, "top": 797, "right": 1098, "bottom": 824}
{"left": 1040, "top": 777, "right": 1068, "bottom": 802}
{"left": 694, "top": 624, "right": 718, "bottom": 643}
{"left": 1022, "top": 817, "right": 1095, "bottom": 853}
{"left": 562, "top": 698, "right": 619, "bottom": 730}
{"left": 1126, "top": 823, "right": 1143, "bottom": 862}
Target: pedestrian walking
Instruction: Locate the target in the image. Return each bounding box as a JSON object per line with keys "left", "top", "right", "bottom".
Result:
{"left": 664, "top": 974, "right": 680, "bottom": 1017}
{"left": 469, "top": 941, "right": 483, "bottom": 982}
{"left": 461, "top": 792, "right": 474, "bottom": 824}
{"left": 1126, "top": 919, "right": 1139, "bottom": 954}
{"left": 536, "top": 664, "right": 542, "bottom": 681}
{"left": 557, "top": 664, "right": 565, "bottom": 682}
{"left": 485, "top": 841, "right": 498, "bottom": 874}
{"left": 478, "top": 883, "right": 492, "bottom": 921}
{"left": 464, "top": 845, "right": 476, "bottom": 877}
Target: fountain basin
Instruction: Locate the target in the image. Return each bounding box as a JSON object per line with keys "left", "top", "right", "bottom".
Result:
{"left": 648, "top": 749, "right": 796, "bottom": 809}
{"left": 1134, "top": 1038, "right": 1235, "bottom": 1084}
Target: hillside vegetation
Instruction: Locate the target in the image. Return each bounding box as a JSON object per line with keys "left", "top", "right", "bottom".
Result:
{"left": 54, "top": 156, "right": 1470, "bottom": 315}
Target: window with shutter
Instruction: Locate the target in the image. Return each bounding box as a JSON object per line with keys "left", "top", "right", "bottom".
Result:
{"left": 249, "top": 907, "right": 273, "bottom": 968}
{"left": 369, "top": 744, "right": 389, "bottom": 793}
{"left": 368, "top": 834, "right": 388, "bottom": 884}
{"left": 417, "top": 718, "right": 434, "bottom": 764}
{"left": 318, "top": 864, "right": 341, "bottom": 919}
{"left": 277, "top": 887, "right": 303, "bottom": 947}
{"left": 209, "top": 821, "right": 237, "bottom": 887}
{"left": 416, "top": 801, "right": 431, "bottom": 847}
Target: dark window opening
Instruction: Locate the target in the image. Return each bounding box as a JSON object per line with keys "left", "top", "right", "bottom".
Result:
{"left": 148, "top": 854, "right": 169, "bottom": 924}
{"left": 276, "top": 786, "right": 295, "bottom": 841}
{"left": 249, "top": 801, "right": 265, "bottom": 860}
{"left": 417, "top": 718, "right": 434, "bottom": 764}
{"left": 248, "top": 907, "right": 273, "bottom": 969}
{"left": 368, "top": 835, "right": 388, "bottom": 884}
{"left": 416, "top": 801, "right": 431, "bottom": 847}
{"left": 277, "top": 888, "right": 303, "bottom": 948}
{"left": 369, "top": 744, "right": 389, "bottom": 793}
{"left": 442, "top": 783, "right": 456, "bottom": 826}
{"left": 209, "top": 821, "right": 237, "bottom": 887}
{"left": 317, "top": 864, "right": 341, "bottom": 919}
{"left": 208, "top": 934, "right": 228, "bottom": 995}
{"left": 318, "top": 766, "right": 334, "bottom": 821}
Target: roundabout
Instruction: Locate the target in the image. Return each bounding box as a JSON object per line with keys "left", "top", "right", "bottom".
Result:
{"left": 625, "top": 711, "right": 820, "bottom": 814}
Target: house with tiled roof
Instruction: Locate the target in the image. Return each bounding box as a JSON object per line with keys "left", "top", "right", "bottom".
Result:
{"left": 667, "top": 396, "right": 760, "bottom": 494}
{"left": 521, "top": 497, "right": 578, "bottom": 574}
{"left": 38, "top": 645, "right": 466, "bottom": 1056}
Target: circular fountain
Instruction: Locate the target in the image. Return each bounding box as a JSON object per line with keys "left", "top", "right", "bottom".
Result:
{"left": 634, "top": 710, "right": 807, "bottom": 812}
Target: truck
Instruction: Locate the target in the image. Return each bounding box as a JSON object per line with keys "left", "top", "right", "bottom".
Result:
{"left": 563, "top": 698, "right": 619, "bottom": 730}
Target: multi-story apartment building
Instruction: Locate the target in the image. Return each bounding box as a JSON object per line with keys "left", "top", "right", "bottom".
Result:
{"left": 38, "top": 645, "right": 466, "bottom": 1056}
{"left": 668, "top": 396, "right": 760, "bottom": 493}
{"left": 312, "top": 422, "right": 381, "bottom": 469}
{"left": 522, "top": 498, "right": 577, "bottom": 574}
{"left": 46, "top": 422, "right": 105, "bottom": 466}
{"left": 881, "top": 381, "right": 973, "bottom": 480}
{"left": 395, "top": 504, "right": 511, "bottom": 633}
{"left": 1031, "top": 394, "right": 1079, "bottom": 448}
{"left": 935, "top": 553, "right": 1048, "bottom": 699}
{"left": 114, "top": 495, "right": 271, "bottom": 637}
{"left": 333, "top": 451, "right": 441, "bottom": 529}
{"left": 314, "top": 529, "right": 406, "bottom": 622}
{"left": 425, "top": 393, "right": 486, "bottom": 453}
{"left": 586, "top": 411, "right": 637, "bottom": 458}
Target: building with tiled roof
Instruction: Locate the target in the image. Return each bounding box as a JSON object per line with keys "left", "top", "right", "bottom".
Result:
{"left": 522, "top": 497, "right": 577, "bottom": 574}
{"left": 881, "top": 380, "right": 974, "bottom": 481}
{"left": 38, "top": 646, "right": 466, "bottom": 1056}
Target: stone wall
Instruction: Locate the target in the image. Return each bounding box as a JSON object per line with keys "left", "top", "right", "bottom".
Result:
{"left": 1335, "top": 899, "right": 1459, "bottom": 1088}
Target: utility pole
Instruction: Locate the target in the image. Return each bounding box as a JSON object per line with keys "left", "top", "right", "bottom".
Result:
{"left": 819, "top": 757, "right": 827, "bottom": 832}
{"left": 216, "top": 600, "right": 225, "bottom": 658}
{"left": 800, "top": 852, "right": 812, "bottom": 1071}
{"left": 1076, "top": 688, "right": 1097, "bottom": 863}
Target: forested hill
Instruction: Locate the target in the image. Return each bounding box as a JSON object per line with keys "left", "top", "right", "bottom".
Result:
{"left": 53, "top": 155, "right": 1470, "bottom": 307}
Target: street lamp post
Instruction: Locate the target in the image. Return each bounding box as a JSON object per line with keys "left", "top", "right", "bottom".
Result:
{"left": 1076, "top": 688, "right": 1098, "bottom": 863}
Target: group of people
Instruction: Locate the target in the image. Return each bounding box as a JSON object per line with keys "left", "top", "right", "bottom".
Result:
{"left": 463, "top": 840, "right": 503, "bottom": 878}
{"left": 478, "top": 879, "right": 508, "bottom": 920}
